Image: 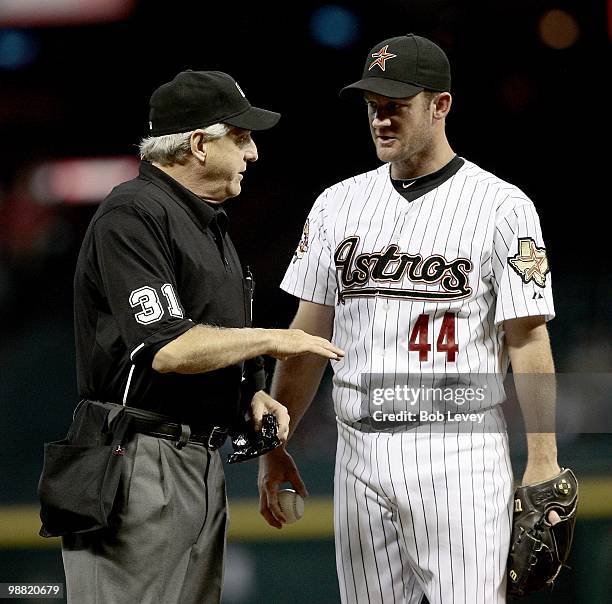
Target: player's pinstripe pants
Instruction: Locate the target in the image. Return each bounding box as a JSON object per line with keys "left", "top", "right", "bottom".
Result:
{"left": 334, "top": 414, "right": 513, "bottom": 604}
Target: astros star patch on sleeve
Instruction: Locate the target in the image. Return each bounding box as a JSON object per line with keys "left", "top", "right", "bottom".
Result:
{"left": 508, "top": 237, "right": 550, "bottom": 288}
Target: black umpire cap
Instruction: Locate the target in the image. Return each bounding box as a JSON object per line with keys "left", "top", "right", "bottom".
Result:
{"left": 340, "top": 33, "right": 451, "bottom": 100}
{"left": 149, "top": 70, "right": 281, "bottom": 136}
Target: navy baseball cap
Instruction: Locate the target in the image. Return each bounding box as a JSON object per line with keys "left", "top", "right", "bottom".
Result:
{"left": 340, "top": 34, "right": 451, "bottom": 100}
{"left": 149, "top": 70, "right": 280, "bottom": 136}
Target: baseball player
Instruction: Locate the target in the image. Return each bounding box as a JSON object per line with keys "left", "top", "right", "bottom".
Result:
{"left": 259, "top": 34, "right": 562, "bottom": 603}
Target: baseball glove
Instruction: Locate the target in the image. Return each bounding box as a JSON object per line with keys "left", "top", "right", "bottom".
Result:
{"left": 507, "top": 468, "right": 578, "bottom": 599}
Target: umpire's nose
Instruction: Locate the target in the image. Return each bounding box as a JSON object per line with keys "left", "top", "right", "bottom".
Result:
{"left": 246, "top": 139, "right": 258, "bottom": 162}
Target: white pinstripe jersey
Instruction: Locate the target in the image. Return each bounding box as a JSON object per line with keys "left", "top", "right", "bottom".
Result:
{"left": 281, "top": 159, "right": 554, "bottom": 424}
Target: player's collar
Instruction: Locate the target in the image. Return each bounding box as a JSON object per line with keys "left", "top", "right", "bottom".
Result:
{"left": 390, "top": 155, "right": 465, "bottom": 202}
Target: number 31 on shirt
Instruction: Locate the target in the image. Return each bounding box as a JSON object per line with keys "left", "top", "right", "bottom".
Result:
{"left": 409, "top": 312, "right": 458, "bottom": 362}
{"left": 129, "top": 284, "right": 183, "bottom": 325}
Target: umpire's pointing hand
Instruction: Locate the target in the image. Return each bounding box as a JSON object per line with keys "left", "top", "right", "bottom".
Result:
{"left": 267, "top": 329, "right": 345, "bottom": 361}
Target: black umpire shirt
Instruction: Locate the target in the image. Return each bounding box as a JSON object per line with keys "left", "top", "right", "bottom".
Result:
{"left": 74, "top": 161, "right": 252, "bottom": 430}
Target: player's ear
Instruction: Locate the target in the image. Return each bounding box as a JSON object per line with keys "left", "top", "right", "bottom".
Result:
{"left": 190, "top": 130, "right": 207, "bottom": 163}
{"left": 433, "top": 92, "right": 452, "bottom": 121}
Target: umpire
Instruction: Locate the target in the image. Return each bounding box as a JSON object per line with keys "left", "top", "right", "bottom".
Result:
{"left": 64, "top": 70, "right": 344, "bottom": 604}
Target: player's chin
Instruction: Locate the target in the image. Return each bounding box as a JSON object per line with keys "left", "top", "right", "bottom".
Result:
{"left": 375, "top": 146, "right": 399, "bottom": 163}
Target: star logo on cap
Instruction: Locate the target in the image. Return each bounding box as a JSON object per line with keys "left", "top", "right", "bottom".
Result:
{"left": 369, "top": 45, "right": 397, "bottom": 72}
{"left": 508, "top": 238, "right": 550, "bottom": 288}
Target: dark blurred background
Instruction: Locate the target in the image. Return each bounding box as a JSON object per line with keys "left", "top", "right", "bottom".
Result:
{"left": 0, "top": 1, "right": 610, "bottom": 602}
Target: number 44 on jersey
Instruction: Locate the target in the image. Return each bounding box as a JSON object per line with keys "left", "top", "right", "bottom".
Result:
{"left": 409, "top": 312, "right": 458, "bottom": 362}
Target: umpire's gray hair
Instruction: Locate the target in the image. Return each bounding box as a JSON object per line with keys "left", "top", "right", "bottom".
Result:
{"left": 138, "top": 123, "right": 230, "bottom": 166}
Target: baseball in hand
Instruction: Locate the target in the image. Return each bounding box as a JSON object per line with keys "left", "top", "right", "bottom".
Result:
{"left": 277, "top": 488, "right": 304, "bottom": 524}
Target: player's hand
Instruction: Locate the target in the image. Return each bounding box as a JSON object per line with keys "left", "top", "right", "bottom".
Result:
{"left": 267, "top": 329, "right": 345, "bottom": 362}
{"left": 521, "top": 462, "right": 562, "bottom": 525}
{"left": 258, "top": 447, "right": 308, "bottom": 529}
{"left": 250, "top": 391, "right": 290, "bottom": 443}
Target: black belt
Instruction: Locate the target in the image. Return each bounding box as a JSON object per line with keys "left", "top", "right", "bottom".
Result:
{"left": 346, "top": 417, "right": 421, "bottom": 433}
{"left": 118, "top": 405, "right": 228, "bottom": 450}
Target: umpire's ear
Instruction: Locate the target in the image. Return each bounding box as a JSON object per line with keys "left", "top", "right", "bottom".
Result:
{"left": 190, "top": 130, "right": 208, "bottom": 163}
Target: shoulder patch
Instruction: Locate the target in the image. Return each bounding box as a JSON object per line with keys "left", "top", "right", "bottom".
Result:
{"left": 508, "top": 237, "right": 550, "bottom": 288}
{"left": 292, "top": 219, "right": 309, "bottom": 263}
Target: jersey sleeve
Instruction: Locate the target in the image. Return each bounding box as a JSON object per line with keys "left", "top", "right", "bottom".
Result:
{"left": 92, "top": 205, "right": 194, "bottom": 363}
{"left": 280, "top": 191, "right": 336, "bottom": 305}
{"left": 492, "top": 201, "right": 555, "bottom": 324}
